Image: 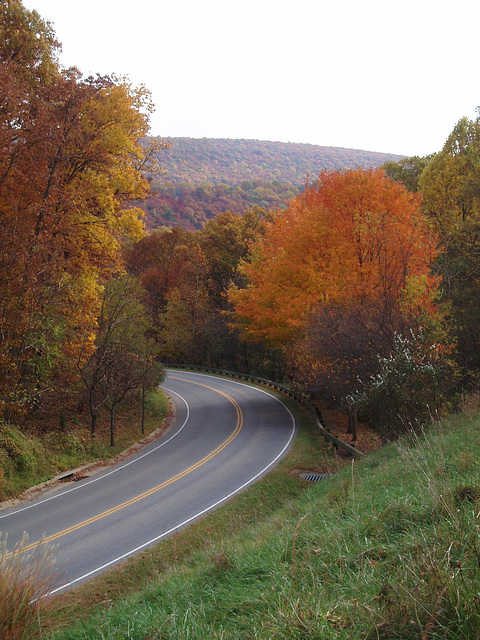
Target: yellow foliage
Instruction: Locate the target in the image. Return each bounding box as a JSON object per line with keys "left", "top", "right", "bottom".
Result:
{"left": 0, "top": 10, "right": 156, "bottom": 411}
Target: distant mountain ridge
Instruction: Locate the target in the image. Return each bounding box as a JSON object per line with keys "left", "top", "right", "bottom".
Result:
{"left": 155, "top": 137, "right": 404, "bottom": 186}
{"left": 142, "top": 137, "right": 404, "bottom": 230}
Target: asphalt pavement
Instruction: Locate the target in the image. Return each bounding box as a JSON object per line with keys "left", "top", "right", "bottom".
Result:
{"left": 0, "top": 370, "right": 296, "bottom": 593}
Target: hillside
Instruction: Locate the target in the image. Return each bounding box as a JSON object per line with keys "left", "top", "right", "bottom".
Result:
{"left": 141, "top": 138, "right": 404, "bottom": 230}
{"left": 155, "top": 137, "right": 403, "bottom": 186}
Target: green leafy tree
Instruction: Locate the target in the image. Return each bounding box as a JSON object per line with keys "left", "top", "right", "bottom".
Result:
{"left": 382, "top": 155, "right": 431, "bottom": 192}
{"left": 420, "top": 115, "right": 480, "bottom": 235}
{"left": 198, "top": 207, "right": 266, "bottom": 306}
{"left": 79, "top": 276, "right": 164, "bottom": 442}
{"left": 420, "top": 110, "right": 480, "bottom": 375}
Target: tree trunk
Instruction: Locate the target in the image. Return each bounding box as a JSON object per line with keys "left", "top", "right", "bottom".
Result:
{"left": 89, "top": 402, "right": 97, "bottom": 438}
{"left": 110, "top": 405, "right": 115, "bottom": 447}
{"left": 347, "top": 409, "right": 358, "bottom": 442}
{"left": 141, "top": 385, "right": 146, "bottom": 435}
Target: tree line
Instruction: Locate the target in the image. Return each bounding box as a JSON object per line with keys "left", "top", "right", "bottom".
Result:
{"left": 137, "top": 116, "right": 480, "bottom": 440}
{"left": 0, "top": 1, "right": 166, "bottom": 444}
{"left": 2, "top": 1, "right": 480, "bottom": 448}
{"left": 141, "top": 180, "right": 299, "bottom": 230}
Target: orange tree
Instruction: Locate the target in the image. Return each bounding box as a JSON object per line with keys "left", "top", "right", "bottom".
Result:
{"left": 229, "top": 169, "right": 445, "bottom": 432}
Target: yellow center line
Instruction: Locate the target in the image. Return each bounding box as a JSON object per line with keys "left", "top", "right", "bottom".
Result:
{"left": 19, "top": 378, "right": 243, "bottom": 554}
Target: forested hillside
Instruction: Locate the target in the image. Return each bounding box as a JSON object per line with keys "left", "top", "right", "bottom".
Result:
{"left": 2, "top": 0, "right": 479, "bottom": 463}
{"left": 155, "top": 137, "right": 402, "bottom": 185}
{"left": 141, "top": 138, "right": 403, "bottom": 229}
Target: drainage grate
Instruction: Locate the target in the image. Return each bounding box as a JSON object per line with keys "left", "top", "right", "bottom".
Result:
{"left": 299, "top": 472, "right": 330, "bottom": 482}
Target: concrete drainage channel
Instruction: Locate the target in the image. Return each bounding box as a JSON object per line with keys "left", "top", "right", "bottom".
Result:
{"left": 299, "top": 472, "right": 331, "bottom": 482}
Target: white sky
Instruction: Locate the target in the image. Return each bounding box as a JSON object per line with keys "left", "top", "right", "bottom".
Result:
{"left": 22, "top": 0, "right": 480, "bottom": 157}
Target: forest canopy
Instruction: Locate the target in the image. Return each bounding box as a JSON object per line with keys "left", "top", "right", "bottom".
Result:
{"left": 154, "top": 137, "right": 403, "bottom": 186}
{"left": 139, "top": 138, "right": 403, "bottom": 230}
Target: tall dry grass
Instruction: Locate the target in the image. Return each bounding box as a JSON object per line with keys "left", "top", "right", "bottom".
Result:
{"left": 0, "top": 533, "right": 58, "bottom": 640}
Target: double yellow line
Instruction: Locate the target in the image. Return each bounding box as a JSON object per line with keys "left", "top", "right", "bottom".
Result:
{"left": 19, "top": 378, "right": 243, "bottom": 554}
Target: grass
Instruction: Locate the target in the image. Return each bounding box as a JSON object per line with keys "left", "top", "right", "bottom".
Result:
{"left": 3, "top": 385, "right": 479, "bottom": 639}
{"left": 0, "top": 389, "right": 169, "bottom": 639}
{"left": 40, "top": 397, "right": 480, "bottom": 639}
{"left": 0, "top": 533, "right": 58, "bottom": 640}
{"left": 41, "top": 398, "right": 341, "bottom": 630}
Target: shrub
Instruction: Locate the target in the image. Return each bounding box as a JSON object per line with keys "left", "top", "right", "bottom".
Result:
{"left": 347, "top": 328, "right": 458, "bottom": 435}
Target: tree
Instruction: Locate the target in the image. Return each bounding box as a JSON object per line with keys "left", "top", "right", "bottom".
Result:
{"left": 124, "top": 208, "right": 270, "bottom": 372}
{"left": 346, "top": 329, "right": 457, "bottom": 435}
{"left": 198, "top": 207, "right": 266, "bottom": 307}
{"left": 0, "top": 1, "right": 162, "bottom": 416}
{"left": 290, "top": 302, "right": 396, "bottom": 440}
{"left": 230, "top": 169, "right": 439, "bottom": 347}
{"left": 229, "top": 169, "right": 442, "bottom": 426}
{"left": 419, "top": 111, "right": 480, "bottom": 375}
{"left": 382, "top": 155, "right": 431, "bottom": 192}
{"left": 420, "top": 115, "right": 480, "bottom": 236}
{"left": 79, "top": 276, "right": 164, "bottom": 442}
{"left": 125, "top": 227, "right": 200, "bottom": 323}
{"left": 125, "top": 227, "right": 213, "bottom": 364}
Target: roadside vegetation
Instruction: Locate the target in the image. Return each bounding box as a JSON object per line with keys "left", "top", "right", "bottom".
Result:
{"left": 0, "top": 533, "right": 57, "bottom": 640}
{"left": 37, "top": 396, "right": 480, "bottom": 640}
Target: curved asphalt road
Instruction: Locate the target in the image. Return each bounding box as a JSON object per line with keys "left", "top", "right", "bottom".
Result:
{"left": 0, "top": 370, "right": 296, "bottom": 593}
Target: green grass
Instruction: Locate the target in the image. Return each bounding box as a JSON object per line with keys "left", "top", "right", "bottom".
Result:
{"left": 3, "top": 386, "right": 478, "bottom": 639}
{"left": 41, "top": 399, "right": 339, "bottom": 629}
{"left": 42, "top": 399, "right": 480, "bottom": 640}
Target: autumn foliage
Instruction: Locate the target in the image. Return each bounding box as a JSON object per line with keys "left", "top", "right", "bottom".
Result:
{"left": 228, "top": 169, "right": 444, "bottom": 433}
{"left": 2, "top": 1, "right": 472, "bottom": 450}
{"left": 0, "top": 1, "right": 162, "bottom": 417}
{"left": 230, "top": 169, "right": 439, "bottom": 346}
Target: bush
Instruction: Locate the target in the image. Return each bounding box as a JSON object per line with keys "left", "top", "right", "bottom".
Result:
{"left": 348, "top": 328, "right": 458, "bottom": 435}
{"left": 144, "top": 388, "right": 169, "bottom": 419}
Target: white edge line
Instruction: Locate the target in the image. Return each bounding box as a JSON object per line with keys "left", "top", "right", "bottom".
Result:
{"left": 49, "top": 372, "right": 297, "bottom": 595}
{"left": 0, "top": 386, "right": 190, "bottom": 521}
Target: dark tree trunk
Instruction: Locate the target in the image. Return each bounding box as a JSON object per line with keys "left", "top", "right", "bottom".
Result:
{"left": 89, "top": 402, "right": 97, "bottom": 438}
{"left": 110, "top": 405, "right": 115, "bottom": 447}
{"left": 141, "top": 385, "right": 145, "bottom": 435}
{"left": 347, "top": 408, "right": 358, "bottom": 442}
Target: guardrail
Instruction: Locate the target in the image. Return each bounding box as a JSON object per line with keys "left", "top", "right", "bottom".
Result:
{"left": 165, "top": 364, "right": 364, "bottom": 458}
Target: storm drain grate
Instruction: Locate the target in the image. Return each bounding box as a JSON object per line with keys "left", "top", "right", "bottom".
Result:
{"left": 299, "top": 472, "right": 330, "bottom": 482}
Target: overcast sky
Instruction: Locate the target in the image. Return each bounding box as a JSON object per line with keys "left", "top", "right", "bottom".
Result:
{"left": 22, "top": 0, "right": 479, "bottom": 157}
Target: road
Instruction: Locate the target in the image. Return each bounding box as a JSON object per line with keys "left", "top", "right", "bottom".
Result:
{"left": 0, "top": 370, "right": 296, "bottom": 593}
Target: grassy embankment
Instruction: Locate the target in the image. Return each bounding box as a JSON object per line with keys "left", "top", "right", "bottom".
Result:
{"left": 40, "top": 394, "right": 480, "bottom": 640}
